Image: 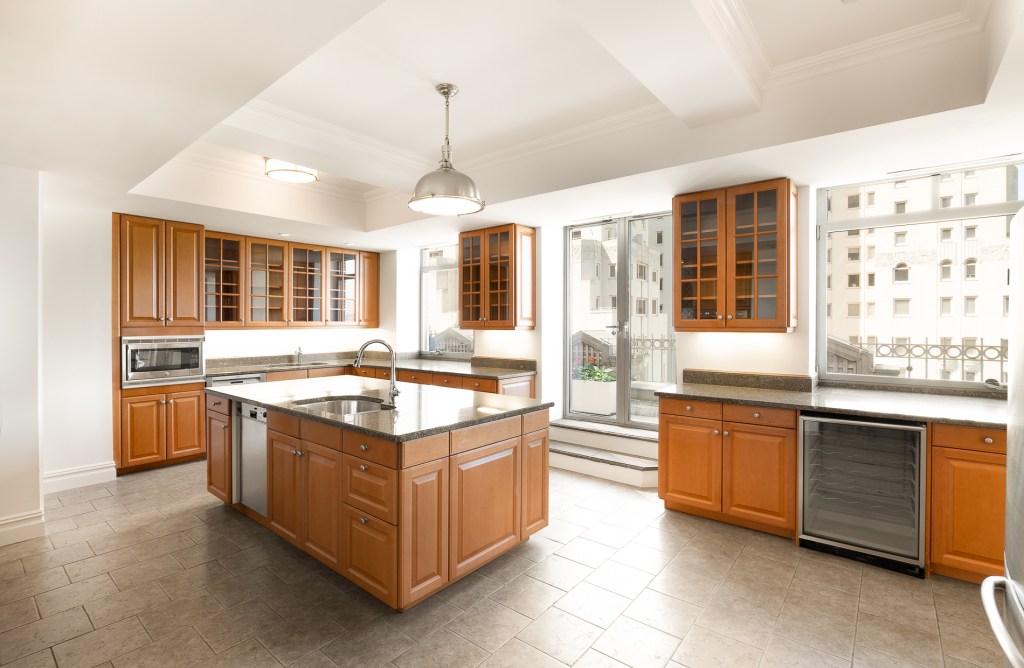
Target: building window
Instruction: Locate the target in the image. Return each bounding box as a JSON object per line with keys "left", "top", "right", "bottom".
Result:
{"left": 940, "top": 197, "right": 952, "bottom": 209}
{"left": 965, "top": 170, "right": 976, "bottom": 178}
{"left": 595, "top": 296, "right": 601, "bottom": 309}
{"left": 895, "top": 201, "right": 907, "bottom": 214}
{"left": 940, "top": 227, "right": 952, "bottom": 241}
{"left": 965, "top": 296, "right": 977, "bottom": 315}
{"left": 867, "top": 273, "right": 875, "bottom": 287}
{"left": 655, "top": 231, "right": 663, "bottom": 244}
{"left": 848, "top": 229, "right": 860, "bottom": 237}
{"left": 849, "top": 335, "right": 860, "bottom": 344}
{"left": 893, "top": 263, "right": 909, "bottom": 282}
{"left": 636, "top": 263, "right": 647, "bottom": 280}
{"left": 609, "top": 264, "right": 616, "bottom": 278}
{"left": 867, "top": 302, "right": 876, "bottom": 317}
{"left": 940, "top": 297, "right": 952, "bottom": 316}
{"left": 964, "top": 258, "right": 977, "bottom": 279}
{"left": 867, "top": 246, "right": 876, "bottom": 260}
{"left": 893, "top": 299, "right": 911, "bottom": 317}
{"left": 848, "top": 274, "right": 860, "bottom": 288}
{"left": 827, "top": 249, "right": 832, "bottom": 263}
{"left": 606, "top": 227, "right": 618, "bottom": 240}
{"left": 965, "top": 193, "right": 977, "bottom": 206}
{"left": 571, "top": 230, "right": 582, "bottom": 240}
{"left": 610, "top": 295, "right": 616, "bottom": 308}
{"left": 827, "top": 275, "right": 832, "bottom": 289}
{"left": 652, "top": 299, "right": 659, "bottom": 313}
{"left": 848, "top": 194, "right": 860, "bottom": 209}
{"left": 895, "top": 231, "right": 907, "bottom": 245}
{"left": 1005, "top": 295, "right": 1011, "bottom": 316}
{"left": 636, "top": 299, "right": 646, "bottom": 315}
{"left": 848, "top": 303, "right": 860, "bottom": 317}
{"left": 940, "top": 260, "right": 952, "bottom": 281}
{"left": 965, "top": 226, "right": 977, "bottom": 239}
{"left": 848, "top": 248, "right": 860, "bottom": 261}
{"left": 941, "top": 173, "right": 953, "bottom": 182}
{"left": 420, "top": 245, "right": 473, "bottom": 355}
{"left": 867, "top": 192, "right": 876, "bottom": 206}
{"left": 659, "top": 278, "right": 664, "bottom": 290}
{"left": 651, "top": 270, "right": 657, "bottom": 284}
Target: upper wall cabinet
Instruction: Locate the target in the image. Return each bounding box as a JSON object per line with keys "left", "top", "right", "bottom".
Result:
{"left": 246, "top": 237, "right": 289, "bottom": 327}
{"left": 203, "top": 231, "right": 245, "bottom": 328}
{"left": 459, "top": 224, "right": 536, "bottom": 330}
{"left": 357, "top": 250, "right": 380, "bottom": 328}
{"left": 289, "top": 243, "right": 326, "bottom": 327}
{"left": 119, "top": 214, "right": 203, "bottom": 331}
{"left": 673, "top": 178, "right": 797, "bottom": 333}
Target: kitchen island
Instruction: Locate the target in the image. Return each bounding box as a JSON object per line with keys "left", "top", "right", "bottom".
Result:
{"left": 204, "top": 376, "right": 553, "bottom": 611}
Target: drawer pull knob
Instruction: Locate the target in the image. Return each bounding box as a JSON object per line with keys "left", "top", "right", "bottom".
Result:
{"left": 359, "top": 464, "right": 368, "bottom": 471}
{"left": 358, "top": 517, "right": 368, "bottom": 524}
{"left": 753, "top": 412, "right": 761, "bottom": 418}
{"left": 213, "top": 400, "right": 222, "bottom": 406}
{"left": 713, "top": 429, "right": 720, "bottom": 435}
{"left": 984, "top": 437, "right": 994, "bottom": 444}
{"left": 291, "top": 449, "right": 298, "bottom": 456}
{"left": 685, "top": 405, "right": 693, "bottom": 411}
{"left": 360, "top": 444, "right": 369, "bottom": 451}
{"left": 297, "top": 450, "right": 304, "bottom": 457}
{"left": 723, "top": 430, "right": 730, "bottom": 436}
{"left": 220, "top": 424, "right": 228, "bottom": 430}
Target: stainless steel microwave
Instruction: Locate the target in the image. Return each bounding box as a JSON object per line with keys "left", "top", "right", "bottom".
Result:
{"left": 121, "top": 336, "right": 205, "bottom": 388}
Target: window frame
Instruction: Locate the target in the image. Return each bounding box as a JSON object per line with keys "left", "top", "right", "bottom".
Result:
{"left": 419, "top": 245, "right": 474, "bottom": 358}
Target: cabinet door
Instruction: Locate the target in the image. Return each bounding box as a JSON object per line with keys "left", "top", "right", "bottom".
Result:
{"left": 303, "top": 442, "right": 342, "bottom": 568}
{"left": 246, "top": 238, "right": 288, "bottom": 326}
{"left": 341, "top": 503, "right": 397, "bottom": 607}
{"left": 268, "top": 430, "right": 304, "bottom": 544}
{"left": 400, "top": 458, "right": 449, "bottom": 609}
{"left": 357, "top": 251, "right": 380, "bottom": 328}
{"left": 342, "top": 455, "right": 398, "bottom": 524}
{"left": 931, "top": 446, "right": 1006, "bottom": 577}
{"left": 673, "top": 190, "right": 726, "bottom": 330}
{"left": 522, "top": 429, "right": 549, "bottom": 537}
{"left": 289, "top": 243, "right": 325, "bottom": 327}
{"left": 326, "top": 248, "right": 358, "bottom": 325}
{"left": 721, "top": 422, "right": 796, "bottom": 531}
{"left": 120, "top": 215, "right": 164, "bottom": 328}
{"left": 450, "top": 437, "right": 522, "bottom": 579}
{"left": 459, "top": 230, "right": 485, "bottom": 327}
{"left": 485, "top": 226, "right": 513, "bottom": 328}
{"left": 658, "top": 414, "right": 721, "bottom": 512}
{"left": 165, "top": 221, "right": 204, "bottom": 326}
{"left": 513, "top": 225, "right": 536, "bottom": 329}
{"left": 725, "top": 179, "right": 790, "bottom": 330}
{"left": 121, "top": 394, "right": 166, "bottom": 466}
{"left": 203, "top": 232, "right": 245, "bottom": 327}
{"left": 167, "top": 390, "right": 205, "bottom": 459}
{"left": 206, "top": 409, "right": 231, "bottom": 504}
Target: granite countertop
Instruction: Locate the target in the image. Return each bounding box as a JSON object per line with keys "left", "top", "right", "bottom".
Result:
{"left": 206, "top": 376, "right": 553, "bottom": 441}
{"left": 206, "top": 358, "right": 535, "bottom": 380}
{"left": 655, "top": 383, "right": 1008, "bottom": 429}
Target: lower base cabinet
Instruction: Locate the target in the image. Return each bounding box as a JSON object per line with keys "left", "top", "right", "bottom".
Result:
{"left": 121, "top": 385, "right": 206, "bottom": 469}
{"left": 341, "top": 503, "right": 398, "bottom": 606}
{"left": 206, "top": 409, "right": 231, "bottom": 503}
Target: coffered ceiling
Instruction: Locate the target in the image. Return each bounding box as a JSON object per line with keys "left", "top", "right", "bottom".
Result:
{"left": 2, "top": 0, "right": 1022, "bottom": 249}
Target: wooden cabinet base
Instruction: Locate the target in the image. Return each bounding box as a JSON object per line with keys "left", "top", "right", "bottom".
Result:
{"left": 662, "top": 500, "right": 796, "bottom": 539}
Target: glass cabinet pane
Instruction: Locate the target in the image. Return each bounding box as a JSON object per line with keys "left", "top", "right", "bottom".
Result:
{"left": 290, "top": 247, "right": 322, "bottom": 323}
{"left": 676, "top": 194, "right": 722, "bottom": 324}
{"left": 327, "top": 250, "right": 358, "bottom": 323}
{"left": 204, "top": 236, "right": 243, "bottom": 323}
{"left": 460, "top": 235, "right": 483, "bottom": 323}
{"left": 249, "top": 241, "right": 286, "bottom": 323}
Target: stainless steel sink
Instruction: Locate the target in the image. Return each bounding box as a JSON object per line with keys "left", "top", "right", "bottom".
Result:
{"left": 292, "top": 396, "right": 388, "bottom": 415}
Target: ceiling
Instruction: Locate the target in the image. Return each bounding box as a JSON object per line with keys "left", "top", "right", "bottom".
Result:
{"left": 4, "top": 0, "right": 1023, "bottom": 250}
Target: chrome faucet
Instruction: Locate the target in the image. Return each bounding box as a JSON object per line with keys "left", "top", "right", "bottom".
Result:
{"left": 296, "top": 347, "right": 303, "bottom": 366}
{"left": 354, "top": 339, "right": 400, "bottom": 408}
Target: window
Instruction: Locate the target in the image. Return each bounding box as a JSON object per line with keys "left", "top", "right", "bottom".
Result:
{"left": 965, "top": 371, "right": 977, "bottom": 381}
{"left": 420, "top": 246, "right": 473, "bottom": 355}
{"left": 848, "top": 274, "right": 860, "bottom": 288}
{"left": 868, "top": 336, "right": 877, "bottom": 344}
{"left": 636, "top": 263, "right": 647, "bottom": 280}
{"left": 827, "top": 249, "right": 832, "bottom": 263}
{"left": 867, "top": 273, "right": 875, "bottom": 287}
{"left": 940, "top": 197, "right": 952, "bottom": 209}
{"left": 940, "top": 297, "right": 952, "bottom": 316}
{"left": 893, "top": 263, "right": 909, "bottom": 282}
{"left": 651, "top": 270, "right": 658, "bottom": 284}
{"left": 848, "top": 229, "right": 860, "bottom": 237}
{"left": 659, "top": 278, "right": 664, "bottom": 290}
{"left": 1005, "top": 295, "right": 1011, "bottom": 316}
{"left": 940, "top": 260, "right": 952, "bottom": 281}
{"left": 867, "top": 302, "right": 876, "bottom": 317}
{"left": 655, "top": 231, "right": 663, "bottom": 244}
{"left": 895, "top": 231, "right": 907, "bottom": 245}
{"left": 571, "top": 230, "right": 582, "bottom": 240}
{"left": 848, "top": 248, "right": 860, "bottom": 261}
{"left": 964, "top": 259, "right": 977, "bottom": 279}
{"left": 940, "top": 227, "right": 952, "bottom": 241}
{"left": 849, "top": 335, "right": 860, "bottom": 344}
{"left": 941, "top": 173, "right": 953, "bottom": 182}
{"left": 606, "top": 227, "right": 617, "bottom": 240}
{"left": 895, "top": 201, "right": 907, "bottom": 214}
{"left": 867, "top": 192, "right": 876, "bottom": 206}
{"left": 826, "top": 276, "right": 832, "bottom": 289}
{"left": 965, "top": 226, "right": 977, "bottom": 239}
{"left": 610, "top": 295, "right": 616, "bottom": 308}
{"left": 848, "top": 194, "right": 860, "bottom": 209}
{"left": 595, "top": 296, "right": 601, "bottom": 309}
{"left": 848, "top": 303, "right": 860, "bottom": 317}
{"left": 893, "top": 299, "right": 910, "bottom": 316}
{"left": 609, "top": 264, "right": 616, "bottom": 278}
{"left": 636, "top": 299, "right": 646, "bottom": 315}
{"left": 652, "top": 299, "right": 659, "bottom": 313}
{"left": 965, "top": 193, "right": 977, "bottom": 206}
{"left": 965, "top": 170, "right": 976, "bottom": 178}
{"left": 965, "top": 296, "right": 977, "bottom": 315}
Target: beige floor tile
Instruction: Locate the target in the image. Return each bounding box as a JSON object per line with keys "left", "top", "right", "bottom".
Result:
{"left": 216, "top": 544, "right": 280, "bottom": 576}
{"left": 83, "top": 581, "right": 170, "bottom": 629}
{"left": 191, "top": 637, "right": 282, "bottom": 668}
{"left": 793, "top": 557, "right": 862, "bottom": 595}
{"left": 43, "top": 520, "right": 80, "bottom": 537}
{"left": 623, "top": 588, "right": 700, "bottom": 640}
{"left": 525, "top": 554, "right": 593, "bottom": 591}
{"left": 664, "top": 546, "right": 734, "bottom": 582}
{"left": 760, "top": 634, "right": 852, "bottom": 668}
{"left": 393, "top": 627, "right": 489, "bottom": 668}
{"left": 690, "top": 522, "right": 751, "bottom": 554}
{"left": 592, "top": 615, "right": 681, "bottom": 667}
{"left": 580, "top": 523, "right": 638, "bottom": 550}
{"left": 138, "top": 590, "right": 225, "bottom": 639}
{"left": 51, "top": 615, "right": 150, "bottom": 668}
{"left": 44, "top": 502, "right": 98, "bottom": 522}
{"left": 773, "top": 600, "right": 856, "bottom": 660}
{"left": 800, "top": 549, "right": 864, "bottom": 572}
{"left": 385, "top": 595, "right": 463, "bottom": 641}
{"left": 630, "top": 526, "right": 692, "bottom": 555}
{"left": 728, "top": 551, "right": 797, "bottom": 589}
{"left": 553, "top": 582, "right": 631, "bottom": 629}
{"left": 21, "top": 543, "right": 95, "bottom": 575}
{"left": 65, "top": 548, "right": 139, "bottom": 584}
{"left": 851, "top": 645, "right": 927, "bottom": 667}
{"left": 0, "top": 560, "right": 25, "bottom": 581}
{"left": 553, "top": 537, "right": 617, "bottom": 569}
{"left": 2, "top": 648, "right": 57, "bottom": 668}
{"left": 288, "top": 649, "right": 339, "bottom": 668}
{"left": 106, "top": 511, "right": 167, "bottom": 535}
{"left": 933, "top": 587, "right": 994, "bottom": 634}
{"left": 90, "top": 494, "right": 141, "bottom": 512}
{"left": 0, "top": 568, "right": 70, "bottom": 607}
{"left": 534, "top": 519, "right": 588, "bottom": 544}
{"left": 860, "top": 566, "right": 932, "bottom": 599}
{"left": 855, "top": 611, "right": 943, "bottom": 668}
{"left": 508, "top": 535, "right": 561, "bottom": 563}
{"left": 194, "top": 598, "right": 284, "bottom": 652}
{"left": 127, "top": 532, "right": 196, "bottom": 563}
{"left": 156, "top": 561, "right": 231, "bottom": 600}
{"left": 715, "top": 571, "right": 789, "bottom": 616}
{"left": 479, "top": 638, "right": 565, "bottom": 667}
{"left": 938, "top": 620, "right": 1004, "bottom": 668}
{"left": 0, "top": 537, "right": 53, "bottom": 565}
{"left": 108, "top": 553, "right": 182, "bottom": 589}
{"left": 610, "top": 543, "right": 677, "bottom": 575}
{"left": 144, "top": 513, "right": 205, "bottom": 538}
{"left": 56, "top": 488, "right": 111, "bottom": 506}
{"left": 647, "top": 511, "right": 706, "bottom": 538}
{"left": 87, "top": 527, "right": 154, "bottom": 556}
{"left": 556, "top": 506, "right": 608, "bottom": 529}
{"left": 574, "top": 649, "right": 628, "bottom": 666}
{"left": 0, "top": 597, "right": 40, "bottom": 634}
{"left": 603, "top": 509, "right": 656, "bottom": 531}
{"left": 585, "top": 560, "right": 653, "bottom": 600}
{"left": 320, "top": 618, "right": 414, "bottom": 668}
{"left": 256, "top": 605, "right": 346, "bottom": 665}
{"left": 672, "top": 625, "right": 762, "bottom": 668}
{"left": 446, "top": 598, "right": 531, "bottom": 652}
{"left": 740, "top": 533, "right": 803, "bottom": 566}
{"left": 71, "top": 507, "right": 131, "bottom": 530}
{"left": 647, "top": 563, "right": 722, "bottom": 608}
{"left": 110, "top": 626, "right": 213, "bottom": 668}
{"left": 0, "top": 607, "right": 93, "bottom": 664}
{"left": 695, "top": 595, "right": 776, "bottom": 649}
{"left": 34, "top": 574, "right": 118, "bottom": 619}
{"left": 49, "top": 524, "right": 113, "bottom": 550}
{"left": 487, "top": 575, "right": 564, "bottom": 619}
{"left": 858, "top": 587, "right": 938, "bottom": 634}
{"left": 436, "top": 572, "right": 503, "bottom": 611}
{"left": 317, "top": 586, "right": 390, "bottom": 629}
{"left": 781, "top": 577, "right": 860, "bottom": 623}
{"left": 475, "top": 553, "right": 535, "bottom": 584}
{"left": 516, "top": 606, "right": 603, "bottom": 664}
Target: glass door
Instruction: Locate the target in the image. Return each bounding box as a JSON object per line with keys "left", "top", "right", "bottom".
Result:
{"left": 566, "top": 215, "right": 675, "bottom": 427}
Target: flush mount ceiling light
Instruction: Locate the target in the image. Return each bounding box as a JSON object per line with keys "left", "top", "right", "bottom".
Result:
{"left": 408, "top": 83, "right": 485, "bottom": 216}
{"left": 264, "top": 158, "right": 319, "bottom": 184}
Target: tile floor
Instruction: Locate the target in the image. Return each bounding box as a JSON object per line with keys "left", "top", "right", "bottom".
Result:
{"left": 0, "top": 460, "right": 1004, "bottom": 667}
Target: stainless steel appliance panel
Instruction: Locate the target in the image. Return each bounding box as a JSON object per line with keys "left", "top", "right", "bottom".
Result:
{"left": 239, "top": 402, "right": 268, "bottom": 517}
{"left": 206, "top": 373, "right": 264, "bottom": 387}
{"left": 122, "top": 335, "right": 204, "bottom": 388}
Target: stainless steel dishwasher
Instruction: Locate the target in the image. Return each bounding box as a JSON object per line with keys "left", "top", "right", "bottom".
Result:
{"left": 239, "top": 402, "right": 268, "bottom": 517}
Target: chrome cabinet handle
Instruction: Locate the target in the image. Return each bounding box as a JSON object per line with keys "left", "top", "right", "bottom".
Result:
{"left": 159, "top": 400, "right": 166, "bottom": 405}
{"left": 168, "top": 317, "right": 173, "bottom": 322}
{"left": 984, "top": 437, "right": 994, "bottom": 444}
{"left": 359, "top": 464, "right": 368, "bottom": 472}
{"left": 723, "top": 430, "right": 730, "bottom": 436}
{"left": 685, "top": 405, "right": 693, "bottom": 411}
{"left": 291, "top": 449, "right": 297, "bottom": 456}
{"left": 296, "top": 450, "right": 304, "bottom": 457}
{"left": 220, "top": 424, "right": 228, "bottom": 430}
{"left": 727, "top": 314, "right": 734, "bottom": 320}
{"left": 212, "top": 400, "right": 222, "bottom": 406}
{"left": 359, "top": 444, "right": 369, "bottom": 451}
{"left": 717, "top": 314, "right": 723, "bottom": 320}
{"left": 169, "top": 399, "right": 174, "bottom": 405}
{"left": 358, "top": 517, "right": 368, "bottom": 525}
{"left": 713, "top": 429, "right": 720, "bottom": 435}
{"left": 980, "top": 577, "right": 1024, "bottom": 668}
{"left": 753, "top": 412, "right": 761, "bottom": 418}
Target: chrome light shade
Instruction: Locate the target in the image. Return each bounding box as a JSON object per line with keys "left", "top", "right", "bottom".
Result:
{"left": 408, "top": 83, "right": 484, "bottom": 216}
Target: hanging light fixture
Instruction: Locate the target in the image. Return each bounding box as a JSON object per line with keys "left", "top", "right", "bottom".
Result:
{"left": 408, "top": 83, "right": 485, "bottom": 216}
{"left": 264, "top": 158, "right": 319, "bottom": 184}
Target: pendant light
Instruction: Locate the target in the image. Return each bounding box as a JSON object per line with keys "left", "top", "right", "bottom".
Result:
{"left": 408, "top": 83, "right": 485, "bottom": 216}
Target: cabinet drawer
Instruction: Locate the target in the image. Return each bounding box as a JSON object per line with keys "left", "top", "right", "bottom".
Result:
{"left": 351, "top": 367, "right": 376, "bottom": 378}
{"left": 266, "top": 369, "right": 308, "bottom": 382}
{"left": 343, "top": 455, "right": 398, "bottom": 524}
{"left": 397, "top": 370, "right": 433, "bottom": 385}
{"left": 267, "top": 410, "right": 300, "bottom": 437}
{"left": 375, "top": 368, "right": 392, "bottom": 380}
{"left": 433, "top": 373, "right": 463, "bottom": 388}
{"left": 206, "top": 394, "right": 229, "bottom": 416}
{"left": 660, "top": 398, "right": 722, "bottom": 420}
{"left": 723, "top": 403, "right": 796, "bottom": 429}
{"left": 931, "top": 423, "right": 1006, "bottom": 454}
{"left": 462, "top": 377, "right": 497, "bottom": 393}
{"left": 343, "top": 431, "right": 398, "bottom": 469}
{"left": 307, "top": 366, "right": 345, "bottom": 378}
{"left": 300, "top": 419, "right": 342, "bottom": 451}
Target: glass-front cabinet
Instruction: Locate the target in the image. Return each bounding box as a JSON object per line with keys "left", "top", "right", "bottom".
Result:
{"left": 673, "top": 178, "right": 796, "bottom": 332}
{"left": 289, "top": 243, "right": 325, "bottom": 326}
{"left": 458, "top": 224, "right": 536, "bottom": 330}
{"left": 203, "top": 232, "right": 245, "bottom": 327}
{"left": 327, "top": 249, "right": 358, "bottom": 325}
{"left": 246, "top": 238, "right": 288, "bottom": 327}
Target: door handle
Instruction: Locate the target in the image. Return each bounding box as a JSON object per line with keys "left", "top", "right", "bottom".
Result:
{"left": 981, "top": 577, "right": 1024, "bottom": 668}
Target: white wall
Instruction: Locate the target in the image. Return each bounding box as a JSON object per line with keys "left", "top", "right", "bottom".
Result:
{"left": 205, "top": 327, "right": 390, "bottom": 359}
{"left": 0, "top": 164, "right": 44, "bottom": 545}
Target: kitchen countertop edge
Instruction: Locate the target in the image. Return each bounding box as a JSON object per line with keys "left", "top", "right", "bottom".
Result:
{"left": 206, "top": 358, "right": 536, "bottom": 380}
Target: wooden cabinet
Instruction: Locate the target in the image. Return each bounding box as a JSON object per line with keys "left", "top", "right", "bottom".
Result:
{"left": 121, "top": 386, "right": 206, "bottom": 469}
{"left": 268, "top": 430, "right": 304, "bottom": 543}
{"left": 289, "top": 243, "right": 326, "bottom": 327}
{"left": 522, "top": 428, "right": 549, "bottom": 537}
{"left": 246, "top": 238, "right": 289, "bottom": 326}
{"left": 400, "top": 459, "right": 449, "bottom": 607}
{"left": 206, "top": 408, "right": 231, "bottom": 504}
{"left": 303, "top": 442, "right": 343, "bottom": 568}
{"left": 459, "top": 224, "right": 536, "bottom": 330}
{"left": 672, "top": 178, "right": 796, "bottom": 332}
{"left": 203, "top": 231, "right": 245, "bottom": 327}
{"left": 658, "top": 398, "right": 797, "bottom": 536}
{"left": 327, "top": 248, "right": 358, "bottom": 325}
{"left": 341, "top": 503, "right": 398, "bottom": 606}
{"left": 119, "top": 215, "right": 203, "bottom": 330}
{"left": 929, "top": 423, "right": 1007, "bottom": 583}
{"left": 358, "top": 251, "right": 380, "bottom": 328}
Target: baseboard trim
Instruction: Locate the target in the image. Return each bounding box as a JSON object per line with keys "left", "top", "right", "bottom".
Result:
{"left": 43, "top": 461, "right": 117, "bottom": 494}
{"left": 0, "top": 509, "right": 45, "bottom": 546}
